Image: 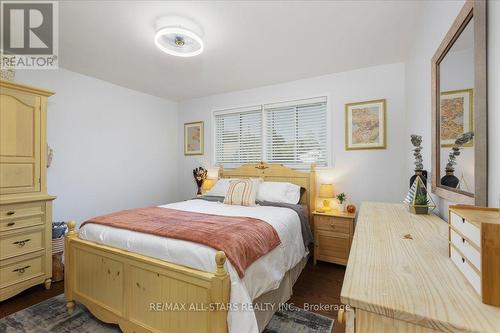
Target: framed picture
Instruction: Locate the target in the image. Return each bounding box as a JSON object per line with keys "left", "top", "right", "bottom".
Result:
{"left": 345, "top": 99, "right": 386, "bottom": 150}
{"left": 184, "top": 121, "right": 204, "bottom": 155}
{"left": 440, "top": 89, "right": 473, "bottom": 147}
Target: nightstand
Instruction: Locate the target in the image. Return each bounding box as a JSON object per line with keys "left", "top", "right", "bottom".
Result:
{"left": 313, "top": 210, "right": 356, "bottom": 266}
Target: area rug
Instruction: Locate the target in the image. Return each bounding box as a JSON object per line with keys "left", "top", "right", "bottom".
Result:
{"left": 0, "top": 294, "right": 334, "bottom": 333}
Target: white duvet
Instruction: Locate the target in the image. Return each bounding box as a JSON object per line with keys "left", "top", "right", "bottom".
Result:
{"left": 78, "top": 199, "right": 307, "bottom": 333}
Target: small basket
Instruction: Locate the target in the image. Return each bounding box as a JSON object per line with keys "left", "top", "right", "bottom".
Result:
{"left": 52, "top": 236, "right": 64, "bottom": 254}
{"left": 52, "top": 236, "right": 65, "bottom": 282}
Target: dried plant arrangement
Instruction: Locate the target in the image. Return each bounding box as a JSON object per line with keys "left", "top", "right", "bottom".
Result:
{"left": 445, "top": 131, "right": 474, "bottom": 172}
{"left": 410, "top": 134, "right": 423, "bottom": 171}
{"left": 193, "top": 167, "right": 208, "bottom": 195}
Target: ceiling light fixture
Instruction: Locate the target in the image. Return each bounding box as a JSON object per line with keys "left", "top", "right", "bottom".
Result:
{"left": 154, "top": 26, "right": 204, "bottom": 57}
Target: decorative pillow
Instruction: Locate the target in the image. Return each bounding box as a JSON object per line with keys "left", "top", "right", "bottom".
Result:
{"left": 223, "top": 179, "right": 260, "bottom": 206}
{"left": 206, "top": 178, "right": 238, "bottom": 197}
{"left": 257, "top": 181, "right": 301, "bottom": 204}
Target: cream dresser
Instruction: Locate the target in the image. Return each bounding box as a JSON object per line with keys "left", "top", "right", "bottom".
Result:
{"left": 0, "top": 80, "right": 55, "bottom": 301}
{"left": 339, "top": 202, "right": 500, "bottom": 332}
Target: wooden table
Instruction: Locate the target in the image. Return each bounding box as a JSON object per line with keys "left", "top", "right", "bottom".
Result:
{"left": 340, "top": 202, "right": 500, "bottom": 332}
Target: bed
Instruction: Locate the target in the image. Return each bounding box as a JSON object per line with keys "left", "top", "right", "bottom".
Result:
{"left": 64, "top": 163, "right": 316, "bottom": 333}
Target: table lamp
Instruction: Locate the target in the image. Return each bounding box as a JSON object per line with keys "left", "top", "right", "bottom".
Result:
{"left": 319, "top": 184, "right": 334, "bottom": 211}
{"left": 201, "top": 178, "right": 215, "bottom": 193}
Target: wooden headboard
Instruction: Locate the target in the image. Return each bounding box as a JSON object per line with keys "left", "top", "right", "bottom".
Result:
{"left": 219, "top": 162, "right": 316, "bottom": 221}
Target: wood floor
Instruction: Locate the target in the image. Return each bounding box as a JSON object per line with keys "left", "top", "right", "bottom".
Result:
{"left": 0, "top": 280, "right": 64, "bottom": 318}
{"left": 0, "top": 260, "right": 346, "bottom": 333}
{"left": 290, "top": 260, "right": 346, "bottom": 333}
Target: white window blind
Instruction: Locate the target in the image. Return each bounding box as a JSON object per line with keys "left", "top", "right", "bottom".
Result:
{"left": 214, "top": 106, "right": 262, "bottom": 167}
{"left": 264, "top": 97, "right": 327, "bottom": 168}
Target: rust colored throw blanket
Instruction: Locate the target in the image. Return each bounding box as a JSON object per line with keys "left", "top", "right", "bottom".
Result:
{"left": 81, "top": 207, "right": 281, "bottom": 278}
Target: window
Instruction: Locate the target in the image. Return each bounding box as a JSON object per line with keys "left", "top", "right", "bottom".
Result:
{"left": 214, "top": 97, "right": 328, "bottom": 169}
{"left": 214, "top": 106, "right": 262, "bottom": 167}
{"left": 264, "top": 97, "right": 327, "bottom": 168}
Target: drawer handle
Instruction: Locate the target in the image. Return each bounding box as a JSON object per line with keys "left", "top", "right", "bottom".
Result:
{"left": 7, "top": 222, "right": 16, "bottom": 227}
{"left": 462, "top": 237, "right": 466, "bottom": 244}
{"left": 13, "top": 239, "right": 31, "bottom": 247}
{"left": 330, "top": 223, "right": 336, "bottom": 229}
{"left": 6, "top": 211, "right": 15, "bottom": 216}
{"left": 13, "top": 265, "right": 31, "bottom": 274}
{"left": 462, "top": 257, "right": 465, "bottom": 263}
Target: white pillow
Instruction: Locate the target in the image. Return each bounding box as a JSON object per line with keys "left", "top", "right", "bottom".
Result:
{"left": 205, "top": 178, "right": 237, "bottom": 197}
{"left": 257, "top": 181, "right": 301, "bottom": 204}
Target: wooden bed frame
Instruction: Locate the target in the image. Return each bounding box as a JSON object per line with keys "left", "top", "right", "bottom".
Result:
{"left": 65, "top": 163, "right": 316, "bottom": 333}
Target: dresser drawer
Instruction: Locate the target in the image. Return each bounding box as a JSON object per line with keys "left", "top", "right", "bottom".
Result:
{"left": 0, "top": 215, "right": 44, "bottom": 232}
{"left": 316, "top": 230, "right": 350, "bottom": 263}
{"left": 0, "top": 229, "right": 44, "bottom": 260}
{"left": 450, "top": 212, "right": 480, "bottom": 246}
{"left": 0, "top": 255, "right": 44, "bottom": 288}
{"left": 0, "top": 202, "right": 44, "bottom": 220}
{"left": 450, "top": 245, "right": 481, "bottom": 294}
{"left": 315, "top": 215, "right": 351, "bottom": 234}
{"left": 450, "top": 229, "right": 481, "bottom": 271}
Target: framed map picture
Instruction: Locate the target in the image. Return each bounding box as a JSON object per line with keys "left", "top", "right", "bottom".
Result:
{"left": 440, "top": 89, "right": 473, "bottom": 147}
{"left": 345, "top": 99, "right": 386, "bottom": 150}
{"left": 184, "top": 121, "right": 204, "bottom": 155}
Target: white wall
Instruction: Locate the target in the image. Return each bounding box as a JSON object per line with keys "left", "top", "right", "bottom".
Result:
{"left": 178, "top": 63, "right": 407, "bottom": 208}
{"left": 15, "top": 68, "right": 179, "bottom": 225}
{"left": 405, "top": 0, "right": 500, "bottom": 216}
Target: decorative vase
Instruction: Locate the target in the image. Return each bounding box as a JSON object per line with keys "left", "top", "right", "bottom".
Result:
{"left": 441, "top": 170, "right": 459, "bottom": 188}
{"left": 410, "top": 170, "right": 427, "bottom": 188}
{"left": 338, "top": 203, "right": 346, "bottom": 212}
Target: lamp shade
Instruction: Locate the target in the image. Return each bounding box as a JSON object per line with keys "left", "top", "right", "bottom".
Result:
{"left": 202, "top": 178, "right": 215, "bottom": 192}
{"left": 319, "top": 184, "right": 334, "bottom": 198}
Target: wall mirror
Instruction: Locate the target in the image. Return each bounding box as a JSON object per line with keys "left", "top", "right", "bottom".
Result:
{"left": 431, "top": 0, "right": 487, "bottom": 206}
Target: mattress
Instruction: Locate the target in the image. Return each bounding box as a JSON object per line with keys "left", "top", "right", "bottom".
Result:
{"left": 78, "top": 199, "right": 307, "bottom": 333}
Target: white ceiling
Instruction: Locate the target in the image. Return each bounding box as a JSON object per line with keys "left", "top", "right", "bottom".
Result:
{"left": 59, "top": 1, "right": 422, "bottom": 101}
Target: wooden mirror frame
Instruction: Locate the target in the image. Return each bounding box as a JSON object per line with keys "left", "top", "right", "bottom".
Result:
{"left": 431, "top": 0, "right": 488, "bottom": 206}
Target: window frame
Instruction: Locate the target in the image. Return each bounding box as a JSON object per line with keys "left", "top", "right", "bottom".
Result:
{"left": 211, "top": 95, "right": 331, "bottom": 169}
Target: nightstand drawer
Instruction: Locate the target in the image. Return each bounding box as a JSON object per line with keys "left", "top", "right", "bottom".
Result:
{"left": 315, "top": 215, "right": 351, "bottom": 234}
{"left": 316, "top": 230, "right": 350, "bottom": 264}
